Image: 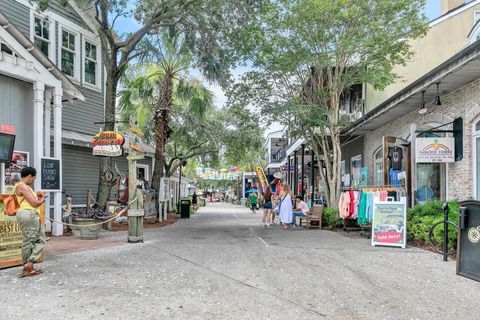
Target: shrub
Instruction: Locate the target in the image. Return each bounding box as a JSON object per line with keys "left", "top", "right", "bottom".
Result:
{"left": 407, "top": 200, "right": 458, "bottom": 251}
{"left": 323, "top": 208, "right": 342, "bottom": 229}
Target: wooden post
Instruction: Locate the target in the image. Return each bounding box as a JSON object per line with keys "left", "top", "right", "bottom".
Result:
{"left": 127, "top": 119, "right": 145, "bottom": 243}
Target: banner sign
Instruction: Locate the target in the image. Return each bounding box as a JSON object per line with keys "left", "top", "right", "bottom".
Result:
{"left": 371, "top": 197, "right": 407, "bottom": 248}
{"left": 416, "top": 137, "right": 455, "bottom": 163}
{"left": 280, "top": 165, "right": 294, "bottom": 172}
{"left": 4, "top": 151, "right": 29, "bottom": 194}
{"left": 40, "top": 158, "right": 61, "bottom": 191}
{"left": 255, "top": 166, "right": 268, "bottom": 190}
{"left": 92, "top": 131, "right": 125, "bottom": 157}
{"left": 1, "top": 195, "right": 44, "bottom": 269}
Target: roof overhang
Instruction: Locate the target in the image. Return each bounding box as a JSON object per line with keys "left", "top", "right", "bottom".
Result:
{"left": 0, "top": 12, "right": 84, "bottom": 102}
{"left": 344, "top": 40, "right": 480, "bottom": 136}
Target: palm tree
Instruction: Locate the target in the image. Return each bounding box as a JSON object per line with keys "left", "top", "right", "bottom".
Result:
{"left": 119, "top": 58, "right": 215, "bottom": 194}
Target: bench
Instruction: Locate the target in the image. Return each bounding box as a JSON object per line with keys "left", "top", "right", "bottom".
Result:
{"left": 299, "top": 205, "right": 324, "bottom": 229}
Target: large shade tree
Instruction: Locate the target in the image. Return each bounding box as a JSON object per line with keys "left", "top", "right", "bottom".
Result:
{"left": 229, "top": 0, "right": 429, "bottom": 207}
{"left": 34, "top": 0, "right": 265, "bottom": 208}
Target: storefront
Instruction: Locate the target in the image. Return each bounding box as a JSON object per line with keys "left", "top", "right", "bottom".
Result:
{"left": 345, "top": 40, "right": 480, "bottom": 206}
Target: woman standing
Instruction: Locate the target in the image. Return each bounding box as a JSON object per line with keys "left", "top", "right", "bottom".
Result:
{"left": 262, "top": 186, "right": 273, "bottom": 228}
{"left": 278, "top": 183, "right": 293, "bottom": 229}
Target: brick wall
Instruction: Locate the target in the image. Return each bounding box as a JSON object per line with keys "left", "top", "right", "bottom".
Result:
{"left": 361, "top": 78, "right": 480, "bottom": 201}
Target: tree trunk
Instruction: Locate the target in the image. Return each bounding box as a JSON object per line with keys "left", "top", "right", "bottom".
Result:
{"left": 151, "top": 74, "right": 174, "bottom": 205}
{"left": 95, "top": 64, "right": 118, "bottom": 209}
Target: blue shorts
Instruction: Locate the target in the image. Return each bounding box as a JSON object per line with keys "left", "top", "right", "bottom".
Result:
{"left": 263, "top": 201, "right": 272, "bottom": 209}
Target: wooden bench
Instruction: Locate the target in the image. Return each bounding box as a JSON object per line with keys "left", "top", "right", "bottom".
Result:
{"left": 299, "top": 205, "right": 323, "bottom": 229}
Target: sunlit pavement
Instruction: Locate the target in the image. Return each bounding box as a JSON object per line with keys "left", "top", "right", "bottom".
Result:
{"left": 1, "top": 202, "right": 479, "bottom": 320}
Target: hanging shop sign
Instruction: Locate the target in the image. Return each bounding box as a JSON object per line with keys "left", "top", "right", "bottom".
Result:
{"left": 415, "top": 137, "right": 455, "bottom": 163}
{"left": 3, "top": 151, "right": 29, "bottom": 194}
{"left": 255, "top": 166, "right": 268, "bottom": 190}
{"left": 280, "top": 165, "right": 294, "bottom": 172}
{"left": 92, "top": 131, "right": 125, "bottom": 157}
{"left": 0, "top": 124, "right": 15, "bottom": 135}
{"left": 40, "top": 157, "right": 61, "bottom": 191}
{"left": 371, "top": 197, "right": 407, "bottom": 249}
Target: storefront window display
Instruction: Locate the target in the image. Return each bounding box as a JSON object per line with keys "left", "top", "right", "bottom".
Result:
{"left": 414, "top": 130, "right": 446, "bottom": 204}
{"left": 351, "top": 155, "right": 362, "bottom": 187}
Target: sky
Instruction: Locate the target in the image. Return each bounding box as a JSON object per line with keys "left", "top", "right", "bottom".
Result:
{"left": 114, "top": 0, "right": 445, "bottom": 135}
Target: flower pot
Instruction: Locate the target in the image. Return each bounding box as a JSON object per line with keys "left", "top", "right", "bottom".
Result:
{"left": 75, "top": 218, "right": 101, "bottom": 240}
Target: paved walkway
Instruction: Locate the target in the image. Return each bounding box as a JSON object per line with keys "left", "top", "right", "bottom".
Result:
{"left": 1, "top": 203, "right": 479, "bottom": 320}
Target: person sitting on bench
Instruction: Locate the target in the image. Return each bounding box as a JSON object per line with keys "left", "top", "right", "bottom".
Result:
{"left": 292, "top": 195, "right": 309, "bottom": 226}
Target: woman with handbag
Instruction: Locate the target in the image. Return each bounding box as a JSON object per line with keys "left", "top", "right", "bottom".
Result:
{"left": 278, "top": 183, "right": 293, "bottom": 229}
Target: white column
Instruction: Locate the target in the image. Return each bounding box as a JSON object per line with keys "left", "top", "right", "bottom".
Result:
{"left": 52, "top": 87, "right": 63, "bottom": 236}
{"left": 33, "top": 81, "right": 45, "bottom": 191}
{"left": 44, "top": 90, "right": 52, "bottom": 232}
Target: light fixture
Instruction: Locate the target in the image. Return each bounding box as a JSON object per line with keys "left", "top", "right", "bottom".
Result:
{"left": 434, "top": 82, "right": 442, "bottom": 106}
{"left": 419, "top": 90, "right": 427, "bottom": 114}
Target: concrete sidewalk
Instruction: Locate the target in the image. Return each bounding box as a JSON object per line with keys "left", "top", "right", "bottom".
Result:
{"left": 1, "top": 203, "right": 479, "bottom": 320}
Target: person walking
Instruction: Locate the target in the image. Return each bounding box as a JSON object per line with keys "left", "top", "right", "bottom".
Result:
{"left": 278, "top": 183, "right": 293, "bottom": 229}
{"left": 249, "top": 192, "right": 258, "bottom": 213}
{"left": 15, "top": 167, "right": 46, "bottom": 278}
{"left": 192, "top": 192, "right": 198, "bottom": 210}
{"left": 262, "top": 186, "right": 273, "bottom": 228}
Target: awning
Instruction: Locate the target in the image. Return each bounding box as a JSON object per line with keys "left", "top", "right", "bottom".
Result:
{"left": 344, "top": 40, "right": 480, "bottom": 136}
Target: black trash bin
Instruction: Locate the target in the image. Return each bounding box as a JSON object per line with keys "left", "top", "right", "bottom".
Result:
{"left": 457, "top": 200, "right": 480, "bottom": 282}
{"left": 180, "top": 199, "right": 191, "bottom": 219}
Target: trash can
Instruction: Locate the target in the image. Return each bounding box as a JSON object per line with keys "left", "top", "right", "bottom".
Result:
{"left": 180, "top": 199, "right": 191, "bottom": 219}
{"left": 241, "top": 198, "right": 247, "bottom": 206}
{"left": 457, "top": 200, "right": 480, "bottom": 282}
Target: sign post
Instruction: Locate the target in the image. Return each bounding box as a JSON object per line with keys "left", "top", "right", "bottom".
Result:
{"left": 371, "top": 197, "right": 407, "bottom": 248}
{"left": 127, "top": 121, "right": 145, "bottom": 243}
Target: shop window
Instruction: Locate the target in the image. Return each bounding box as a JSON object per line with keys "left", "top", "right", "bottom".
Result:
{"left": 350, "top": 155, "right": 362, "bottom": 187}
{"left": 474, "top": 120, "right": 480, "bottom": 199}
{"left": 83, "top": 40, "right": 99, "bottom": 86}
{"left": 34, "top": 16, "right": 50, "bottom": 57}
{"left": 415, "top": 125, "right": 446, "bottom": 204}
{"left": 374, "top": 148, "right": 383, "bottom": 185}
{"left": 60, "top": 28, "right": 79, "bottom": 79}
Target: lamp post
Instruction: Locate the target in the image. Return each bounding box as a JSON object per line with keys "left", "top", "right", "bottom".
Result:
{"left": 177, "top": 160, "right": 187, "bottom": 212}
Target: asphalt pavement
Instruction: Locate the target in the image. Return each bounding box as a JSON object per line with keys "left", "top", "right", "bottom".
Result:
{"left": 1, "top": 203, "right": 479, "bottom": 320}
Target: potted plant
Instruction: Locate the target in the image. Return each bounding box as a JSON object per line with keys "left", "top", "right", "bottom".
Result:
{"left": 74, "top": 208, "right": 110, "bottom": 240}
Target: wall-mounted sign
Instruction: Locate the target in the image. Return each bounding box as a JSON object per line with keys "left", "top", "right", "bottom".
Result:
{"left": 371, "top": 197, "right": 407, "bottom": 249}
{"left": 415, "top": 137, "right": 455, "bottom": 163}
{"left": 40, "top": 158, "right": 61, "bottom": 191}
{"left": 0, "top": 124, "right": 15, "bottom": 135}
{"left": 92, "top": 131, "right": 125, "bottom": 157}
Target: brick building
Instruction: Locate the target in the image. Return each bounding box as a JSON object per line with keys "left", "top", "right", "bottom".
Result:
{"left": 344, "top": 40, "right": 480, "bottom": 206}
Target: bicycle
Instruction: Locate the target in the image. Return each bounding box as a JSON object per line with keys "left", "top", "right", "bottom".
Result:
{"left": 428, "top": 202, "right": 458, "bottom": 260}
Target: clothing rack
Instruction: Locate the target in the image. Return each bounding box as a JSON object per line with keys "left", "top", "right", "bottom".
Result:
{"left": 342, "top": 184, "right": 406, "bottom": 191}
{"left": 340, "top": 185, "right": 407, "bottom": 233}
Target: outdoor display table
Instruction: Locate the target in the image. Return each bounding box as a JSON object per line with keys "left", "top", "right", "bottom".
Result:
{"left": 0, "top": 194, "right": 45, "bottom": 269}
